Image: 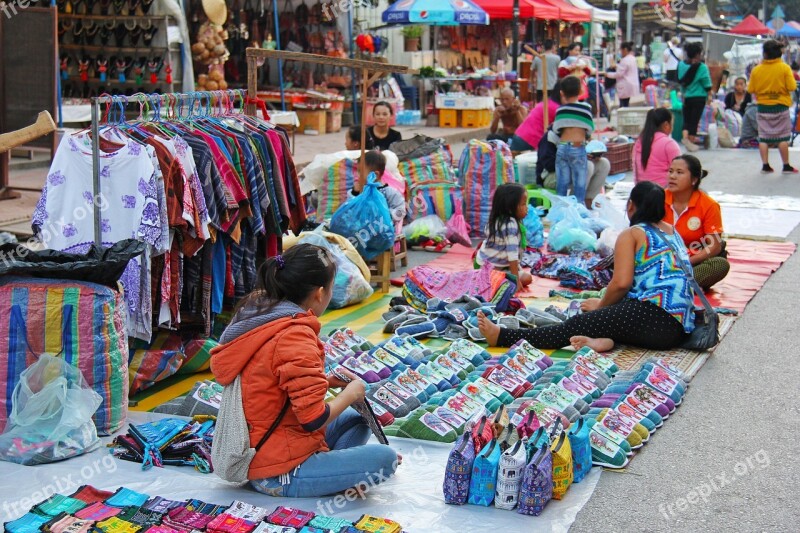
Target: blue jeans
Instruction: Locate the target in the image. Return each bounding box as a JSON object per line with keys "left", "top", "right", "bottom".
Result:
{"left": 555, "top": 143, "right": 588, "bottom": 204}
{"left": 251, "top": 408, "right": 398, "bottom": 498}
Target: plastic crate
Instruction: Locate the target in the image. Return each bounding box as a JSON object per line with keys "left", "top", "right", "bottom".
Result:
{"left": 439, "top": 109, "right": 458, "bottom": 128}
{"left": 616, "top": 107, "right": 653, "bottom": 137}
{"left": 296, "top": 109, "right": 327, "bottom": 134}
{"left": 461, "top": 109, "right": 482, "bottom": 128}
{"left": 606, "top": 142, "right": 634, "bottom": 174}
{"left": 326, "top": 110, "right": 342, "bottom": 133}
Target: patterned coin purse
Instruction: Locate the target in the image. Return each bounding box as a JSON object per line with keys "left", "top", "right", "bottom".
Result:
{"left": 443, "top": 432, "right": 477, "bottom": 505}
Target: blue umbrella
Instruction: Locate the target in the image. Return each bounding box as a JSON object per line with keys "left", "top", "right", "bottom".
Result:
{"left": 382, "top": 0, "right": 490, "bottom": 26}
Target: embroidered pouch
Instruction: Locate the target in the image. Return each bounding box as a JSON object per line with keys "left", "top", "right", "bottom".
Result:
{"left": 568, "top": 418, "right": 592, "bottom": 484}
{"left": 266, "top": 507, "right": 315, "bottom": 529}
{"left": 443, "top": 432, "right": 476, "bottom": 505}
{"left": 352, "top": 515, "right": 402, "bottom": 533}
{"left": 517, "top": 445, "right": 553, "bottom": 516}
{"left": 494, "top": 439, "right": 527, "bottom": 510}
{"left": 550, "top": 431, "right": 574, "bottom": 500}
{"left": 467, "top": 439, "right": 502, "bottom": 506}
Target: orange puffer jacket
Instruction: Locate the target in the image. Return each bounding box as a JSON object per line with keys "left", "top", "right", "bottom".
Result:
{"left": 211, "top": 311, "right": 330, "bottom": 480}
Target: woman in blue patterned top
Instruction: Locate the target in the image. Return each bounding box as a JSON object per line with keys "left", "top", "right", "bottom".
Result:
{"left": 479, "top": 181, "right": 695, "bottom": 351}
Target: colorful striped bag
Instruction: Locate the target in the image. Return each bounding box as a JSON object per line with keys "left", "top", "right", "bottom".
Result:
{"left": 399, "top": 146, "right": 464, "bottom": 222}
{"left": 317, "top": 158, "right": 358, "bottom": 221}
{"left": 0, "top": 277, "right": 128, "bottom": 435}
{"left": 458, "top": 140, "right": 516, "bottom": 237}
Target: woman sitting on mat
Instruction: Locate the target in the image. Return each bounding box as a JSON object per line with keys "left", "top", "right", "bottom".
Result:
{"left": 663, "top": 155, "right": 730, "bottom": 290}
{"left": 474, "top": 183, "right": 533, "bottom": 294}
{"left": 211, "top": 244, "right": 399, "bottom": 498}
{"left": 367, "top": 101, "right": 402, "bottom": 152}
{"left": 478, "top": 181, "right": 695, "bottom": 352}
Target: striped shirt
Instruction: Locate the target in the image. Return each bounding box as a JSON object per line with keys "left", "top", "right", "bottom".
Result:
{"left": 551, "top": 101, "right": 594, "bottom": 138}
{"left": 476, "top": 219, "right": 521, "bottom": 268}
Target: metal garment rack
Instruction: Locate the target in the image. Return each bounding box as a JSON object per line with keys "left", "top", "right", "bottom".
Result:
{"left": 88, "top": 90, "right": 248, "bottom": 248}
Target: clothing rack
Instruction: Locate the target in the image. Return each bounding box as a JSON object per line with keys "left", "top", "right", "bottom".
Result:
{"left": 88, "top": 89, "right": 249, "bottom": 247}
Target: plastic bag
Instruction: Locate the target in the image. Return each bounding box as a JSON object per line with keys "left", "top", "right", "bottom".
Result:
{"left": 404, "top": 214, "right": 447, "bottom": 243}
{"left": 0, "top": 354, "right": 102, "bottom": 465}
{"left": 297, "top": 232, "right": 373, "bottom": 309}
{"left": 522, "top": 209, "right": 544, "bottom": 249}
{"left": 329, "top": 175, "right": 395, "bottom": 261}
{"left": 548, "top": 205, "right": 597, "bottom": 253}
{"left": 597, "top": 228, "right": 620, "bottom": 257}
{"left": 446, "top": 203, "right": 472, "bottom": 247}
{"left": 388, "top": 134, "right": 445, "bottom": 161}
{"left": 591, "top": 195, "right": 627, "bottom": 232}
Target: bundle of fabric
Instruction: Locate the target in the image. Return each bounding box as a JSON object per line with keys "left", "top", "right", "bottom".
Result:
{"left": 316, "top": 157, "right": 359, "bottom": 221}
{"left": 458, "top": 140, "right": 515, "bottom": 237}
{"left": 129, "top": 333, "right": 218, "bottom": 395}
{"left": 403, "top": 264, "right": 517, "bottom": 313}
{"left": 530, "top": 252, "right": 611, "bottom": 291}
{"left": 110, "top": 416, "right": 215, "bottom": 473}
{"left": 0, "top": 277, "right": 128, "bottom": 436}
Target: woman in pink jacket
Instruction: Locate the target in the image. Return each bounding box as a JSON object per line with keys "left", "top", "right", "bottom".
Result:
{"left": 633, "top": 108, "right": 682, "bottom": 187}
{"left": 605, "top": 42, "right": 640, "bottom": 108}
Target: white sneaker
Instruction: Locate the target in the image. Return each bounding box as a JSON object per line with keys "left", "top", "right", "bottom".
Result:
{"left": 682, "top": 138, "right": 699, "bottom": 152}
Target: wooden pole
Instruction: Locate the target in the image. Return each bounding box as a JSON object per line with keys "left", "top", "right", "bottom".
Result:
{"left": 360, "top": 69, "right": 369, "bottom": 186}
{"left": 246, "top": 56, "right": 258, "bottom": 116}
{"left": 525, "top": 45, "right": 549, "bottom": 130}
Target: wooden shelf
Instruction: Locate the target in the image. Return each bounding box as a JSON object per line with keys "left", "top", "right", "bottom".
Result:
{"left": 57, "top": 14, "right": 168, "bottom": 21}
{"left": 60, "top": 44, "right": 167, "bottom": 54}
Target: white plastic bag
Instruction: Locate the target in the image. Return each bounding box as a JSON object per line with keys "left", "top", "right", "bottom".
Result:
{"left": 591, "top": 195, "right": 628, "bottom": 232}
{"left": 0, "top": 354, "right": 102, "bottom": 465}
{"left": 404, "top": 214, "right": 447, "bottom": 243}
{"left": 597, "top": 228, "right": 620, "bottom": 257}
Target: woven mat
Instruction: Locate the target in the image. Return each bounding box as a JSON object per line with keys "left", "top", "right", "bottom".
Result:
{"left": 603, "top": 314, "right": 737, "bottom": 379}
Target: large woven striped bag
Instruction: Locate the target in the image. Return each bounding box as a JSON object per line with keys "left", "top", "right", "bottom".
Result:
{"left": 458, "top": 140, "right": 516, "bottom": 237}
{"left": 0, "top": 277, "right": 128, "bottom": 435}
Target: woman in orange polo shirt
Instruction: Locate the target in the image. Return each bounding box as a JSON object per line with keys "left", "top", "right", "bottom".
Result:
{"left": 663, "top": 155, "right": 730, "bottom": 289}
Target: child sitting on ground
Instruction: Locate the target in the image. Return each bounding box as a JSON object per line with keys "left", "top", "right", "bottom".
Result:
{"left": 351, "top": 150, "right": 406, "bottom": 234}
{"left": 474, "top": 183, "right": 533, "bottom": 294}
{"left": 344, "top": 125, "right": 374, "bottom": 151}
{"left": 550, "top": 76, "right": 595, "bottom": 204}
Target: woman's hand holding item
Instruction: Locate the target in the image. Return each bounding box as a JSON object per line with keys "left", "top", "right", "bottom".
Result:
{"left": 344, "top": 380, "right": 366, "bottom": 404}
{"left": 580, "top": 298, "right": 602, "bottom": 312}
{"left": 327, "top": 368, "right": 360, "bottom": 389}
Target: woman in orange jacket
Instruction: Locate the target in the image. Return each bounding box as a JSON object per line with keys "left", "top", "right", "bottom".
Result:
{"left": 212, "top": 244, "right": 398, "bottom": 498}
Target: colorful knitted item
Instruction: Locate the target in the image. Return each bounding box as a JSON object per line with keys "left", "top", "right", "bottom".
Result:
{"left": 127, "top": 508, "right": 165, "bottom": 528}
{"left": 251, "top": 524, "right": 297, "bottom": 533}
{"left": 32, "top": 494, "right": 87, "bottom": 516}
{"left": 266, "top": 507, "right": 315, "bottom": 529}
{"left": 74, "top": 503, "right": 123, "bottom": 521}
{"left": 163, "top": 506, "right": 219, "bottom": 531}
{"left": 383, "top": 410, "right": 459, "bottom": 442}
{"left": 205, "top": 513, "right": 257, "bottom": 533}
{"left": 517, "top": 445, "right": 553, "bottom": 516}
{"left": 352, "top": 514, "right": 403, "bottom": 533}
{"left": 93, "top": 516, "right": 143, "bottom": 533}
{"left": 70, "top": 485, "right": 115, "bottom": 504}
{"left": 142, "top": 497, "right": 183, "bottom": 515}
{"left": 143, "top": 527, "right": 184, "bottom": 533}
{"left": 4, "top": 512, "right": 50, "bottom": 533}
{"left": 308, "top": 515, "right": 353, "bottom": 531}
{"left": 467, "top": 439, "right": 502, "bottom": 506}
{"left": 44, "top": 514, "right": 94, "bottom": 533}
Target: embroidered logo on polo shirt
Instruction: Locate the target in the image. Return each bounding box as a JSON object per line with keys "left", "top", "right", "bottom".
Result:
{"left": 687, "top": 216, "right": 701, "bottom": 231}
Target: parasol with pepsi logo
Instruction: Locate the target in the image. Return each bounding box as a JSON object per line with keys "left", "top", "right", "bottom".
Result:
{"left": 382, "top": 0, "right": 490, "bottom": 25}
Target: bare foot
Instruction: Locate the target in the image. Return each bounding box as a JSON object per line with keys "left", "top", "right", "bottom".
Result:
{"left": 477, "top": 311, "right": 501, "bottom": 346}
{"left": 570, "top": 335, "right": 614, "bottom": 352}
{"left": 397, "top": 453, "right": 403, "bottom": 465}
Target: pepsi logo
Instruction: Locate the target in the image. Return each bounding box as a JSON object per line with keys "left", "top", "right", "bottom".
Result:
{"left": 420, "top": 10, "right": 428, "bottom": 18}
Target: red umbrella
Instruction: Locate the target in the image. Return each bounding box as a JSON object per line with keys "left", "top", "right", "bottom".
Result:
{"left": 540, "top": 0, "right": 590, "bottom": 22}
{"left": 473, "top": 0, "right": 560, "bottom": 20}
{"left": 728, "top": 14, "right": 774, "bottom": 36}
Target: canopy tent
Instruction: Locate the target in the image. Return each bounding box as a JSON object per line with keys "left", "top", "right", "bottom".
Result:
{"left": 767, "top": 20, "right": 800, "bottom": 38}
{"left": 472, "top": 0, "right": 560, "bottom": 20}
{"left": 679, "top": 2, "right": 723, "bottom": 30}
{"left": 541, "top": 0, "right": 591, "bottom": 22}
{"left": 728, "top": 15, "right": 774, "bottom": 36}
{"left": 382, "top": 0, "right": 490, "bottom": 25}
{"left": 567, "top": 0, "right": 619, "bottom": 24}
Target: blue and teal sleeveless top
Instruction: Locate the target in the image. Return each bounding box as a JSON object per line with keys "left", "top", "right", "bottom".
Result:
{"left": 627, "top": 223, "right": 695, "bottom": 333}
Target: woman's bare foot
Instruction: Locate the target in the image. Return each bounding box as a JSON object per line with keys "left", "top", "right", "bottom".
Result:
{"left": 397, "top": 453, "right": 403, "bottom": 465}
{"left": 570, "top": 335, "right": 614, "bottom": 352}
{"left": 477, "top": 311, "right": 501, "bottom": 347}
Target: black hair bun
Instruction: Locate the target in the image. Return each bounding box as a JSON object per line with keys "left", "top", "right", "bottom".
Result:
{"left": 701, "top": 169, "right": 709, "bottom": 179}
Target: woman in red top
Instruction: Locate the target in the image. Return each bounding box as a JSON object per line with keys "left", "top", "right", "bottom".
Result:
{"left": 663, "top": 155, "right": 730, "bottom": 289}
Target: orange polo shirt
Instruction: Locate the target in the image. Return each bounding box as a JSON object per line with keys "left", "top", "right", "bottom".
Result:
{"left": 663, "top": 190, "right": 723, "bottom": 256}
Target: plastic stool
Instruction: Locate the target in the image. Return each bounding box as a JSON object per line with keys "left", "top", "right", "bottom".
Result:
{"left": 526, "top": 186, "right": 554, "bottom": 211}
{"left": 439, "top": 109, "right": 458, "bottom": 128}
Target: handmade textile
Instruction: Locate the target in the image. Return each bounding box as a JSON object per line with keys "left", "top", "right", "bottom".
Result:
{"left": 443, "top": 433, "right": 476, "bottom": 505}
{"left": 756, "top": 104, "right": 792, "bottom": 144}
{"left": 403, "top": 264, "right": 516, "bottom": 312}
{"left": 467, "top": 440, "right": 502, "bottom": 506}
{"left": 458, "top": 140, "right": 515, "bottom": 237}
{"left": 398, "top": 146, "right": 463, "bottom": 222}
{"left": 266, "top": 507, "right": 314, "bottom": 529}
{"left": 317, "top": 158, "right": 358, "bottom": 220}
{"left": 0, "top": 277, "right": 128, "bottom": 435}
{"left": 517, "top": 446, "right": 553, "bottom": 516}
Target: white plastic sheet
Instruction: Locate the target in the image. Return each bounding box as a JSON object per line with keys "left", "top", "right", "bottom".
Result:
{"left": 0, "top": 412, "right": 601, "bottom": 532}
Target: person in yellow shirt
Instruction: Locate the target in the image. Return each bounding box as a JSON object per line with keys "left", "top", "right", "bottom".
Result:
{"left": 747, "top": 40, "right": 798, "bottom": 174}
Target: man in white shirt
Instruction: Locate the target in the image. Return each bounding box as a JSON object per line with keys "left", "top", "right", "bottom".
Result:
{"left": 663, "top": 37, "right": 683, "bottom": 83}
{"left": 532, "top": 39, "right": 561, "bottom": 103}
